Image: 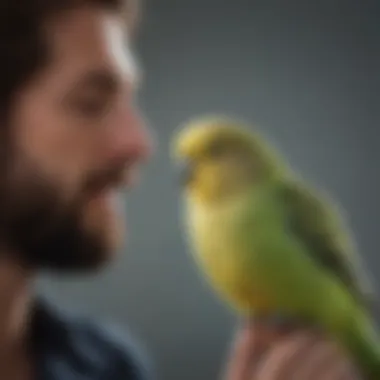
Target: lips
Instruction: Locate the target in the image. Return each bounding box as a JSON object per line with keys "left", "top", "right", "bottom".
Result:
{"left": 87, "top": 167, "right": 141, "bottom": 200}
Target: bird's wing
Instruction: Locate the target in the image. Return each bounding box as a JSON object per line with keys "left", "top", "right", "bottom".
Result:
{"left": 280, "top": 181, "right": 374, "bottom": 307}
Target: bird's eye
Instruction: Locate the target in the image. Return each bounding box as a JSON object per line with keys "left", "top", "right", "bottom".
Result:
{"left": 208, "top": 142, "right": 225, "bottom": 158}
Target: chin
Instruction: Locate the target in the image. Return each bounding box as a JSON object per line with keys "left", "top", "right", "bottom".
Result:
{"left": 83, "top": 205, "right": 126, "bottom": 255}
{"left": 93, "top": 208, "right": 126, "bottom": 245}
{"left": 104, "top": 218, "right": 126, "bottom": 253}
{"left": 73, "top": 220, "right": 125, "bottom": 273}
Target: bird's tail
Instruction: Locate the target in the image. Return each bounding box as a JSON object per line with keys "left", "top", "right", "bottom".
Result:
{"left": 338, "top": 308, "right": 380, "bottom": 380}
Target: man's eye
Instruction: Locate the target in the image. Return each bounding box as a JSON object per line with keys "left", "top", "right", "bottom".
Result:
{"left": 70, "top": 96, "right": 110, "bottom": 118}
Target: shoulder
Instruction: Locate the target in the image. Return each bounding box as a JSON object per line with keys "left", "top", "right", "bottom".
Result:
{"left": 35, "top": 300, "right": 154, "bottom": 380}
{"left": 73, "top": 318, "right": 154, "bottom": 380}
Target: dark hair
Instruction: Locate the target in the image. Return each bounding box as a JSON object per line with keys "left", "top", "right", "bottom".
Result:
{"left": 0, "top": 0, "right": 135, "bottom": 116}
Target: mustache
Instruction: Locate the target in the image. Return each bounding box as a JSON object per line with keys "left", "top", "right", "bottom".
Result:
{"left": 83, "top": 159, "right": 134, "bottom": 194}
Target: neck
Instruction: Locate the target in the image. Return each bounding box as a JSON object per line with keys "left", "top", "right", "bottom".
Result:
{"left": 0, "top": 257, "right": 33, "bottom": 356}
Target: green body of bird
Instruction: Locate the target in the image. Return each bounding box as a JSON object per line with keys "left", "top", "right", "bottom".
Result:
{"left": 172, "top": 116, "right": 380, "bottom": 379}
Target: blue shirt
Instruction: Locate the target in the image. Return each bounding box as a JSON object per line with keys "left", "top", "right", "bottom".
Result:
{"left": 31, "top": 300, "right": 153, "bottom": 380}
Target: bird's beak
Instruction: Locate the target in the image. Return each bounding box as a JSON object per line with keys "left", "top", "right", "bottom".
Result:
{"left": 178, "top": 159, "right": 194, "bottom": 186}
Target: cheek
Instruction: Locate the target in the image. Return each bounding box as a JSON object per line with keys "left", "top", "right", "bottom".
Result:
{"left": 11, "top": 97, "right": 99, "bottom": 195}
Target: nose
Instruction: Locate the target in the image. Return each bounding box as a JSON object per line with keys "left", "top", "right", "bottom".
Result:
{"left": 109, "top": 107, "right": 154, "bottom": 163}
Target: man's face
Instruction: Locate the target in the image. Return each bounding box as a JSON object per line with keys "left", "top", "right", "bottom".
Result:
{"left": 0, "top": 6, "right": 151, "bottom": 272}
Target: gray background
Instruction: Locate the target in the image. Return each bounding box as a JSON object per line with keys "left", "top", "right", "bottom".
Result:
{"left": 39, "top": 0, "right": 380, "bottom": 379}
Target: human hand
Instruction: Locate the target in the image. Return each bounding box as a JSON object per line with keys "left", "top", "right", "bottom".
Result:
{"left": 223, "top": 320, "right": 361, "bottom": 380}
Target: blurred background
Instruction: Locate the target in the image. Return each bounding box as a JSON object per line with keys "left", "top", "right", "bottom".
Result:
{"left": 38, "top": 0, "right": 380, "bottom": 379}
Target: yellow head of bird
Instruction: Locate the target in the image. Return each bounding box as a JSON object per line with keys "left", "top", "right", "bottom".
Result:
{"left": 171, "top": 115, "right": 287, "bottom": 203}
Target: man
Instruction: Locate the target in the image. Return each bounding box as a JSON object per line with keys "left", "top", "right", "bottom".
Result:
{"left": 0, "top": 0, "right": 360, "bottom": 379}
{"left": 0, "top": 0, "right": 153, "bottom": 379}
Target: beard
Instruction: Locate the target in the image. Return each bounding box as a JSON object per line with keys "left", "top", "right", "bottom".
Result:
{"left": 0, "top": 145, "right": 126, "bottom": 273}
